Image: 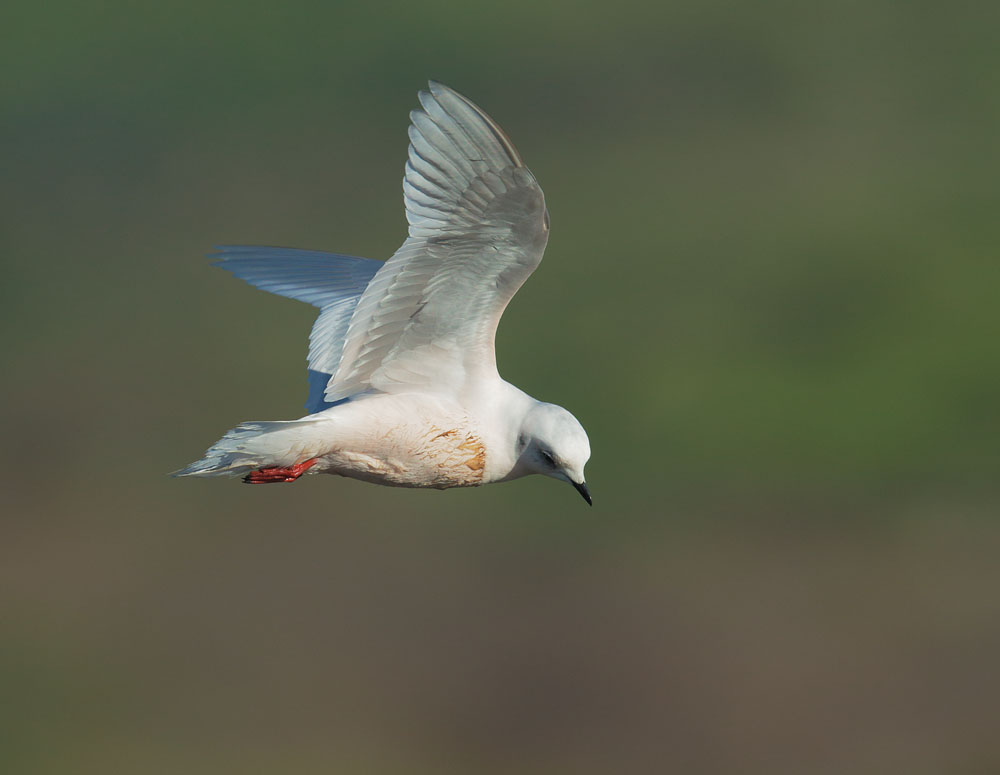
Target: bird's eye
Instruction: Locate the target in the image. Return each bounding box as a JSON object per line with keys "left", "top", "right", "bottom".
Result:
{"left": 540, "top": 450, "right": 556, "bottom": 467}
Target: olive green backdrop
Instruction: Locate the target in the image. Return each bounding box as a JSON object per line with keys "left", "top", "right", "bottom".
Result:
{"left": 3, "top": 1, "right": 998, "bottom": 772}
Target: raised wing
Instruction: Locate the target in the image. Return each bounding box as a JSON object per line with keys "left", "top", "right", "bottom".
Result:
{"left": 324, "top": 81, "right": 549, "bottom": 402}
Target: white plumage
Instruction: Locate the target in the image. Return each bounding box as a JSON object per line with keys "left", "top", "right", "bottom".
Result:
{"left": 176, "top": 82, "right": 592, "bottom": 504}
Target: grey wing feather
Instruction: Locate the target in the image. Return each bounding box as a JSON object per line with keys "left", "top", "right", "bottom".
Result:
{"left": 211, "top": 245, "right": 381, "bottom": 308}
{"left": 211, "top": 245, "right": 383, "bottom": 409}
{"left": 324, "top": 81, "right": 549, "bottom": 402}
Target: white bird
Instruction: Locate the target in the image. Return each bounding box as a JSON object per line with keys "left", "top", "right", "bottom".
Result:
{"left": 175, "top": 82, "right": 592, "bottom": 505}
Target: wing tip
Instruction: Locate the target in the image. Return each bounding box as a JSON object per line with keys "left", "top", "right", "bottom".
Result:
{"left": 419, "top": 81, "right": 525, "bottom": 169}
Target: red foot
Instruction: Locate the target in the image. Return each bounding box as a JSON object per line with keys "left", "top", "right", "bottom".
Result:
{"left": 243, "top": 458, "right": 319, "bottom": 484}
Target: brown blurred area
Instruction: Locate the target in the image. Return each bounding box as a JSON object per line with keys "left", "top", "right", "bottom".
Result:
{"left": 4, "top": 490, "right": 999, "bottom": 773}
{"left": 3, "top": 1, "right": 999, "bottom": 772}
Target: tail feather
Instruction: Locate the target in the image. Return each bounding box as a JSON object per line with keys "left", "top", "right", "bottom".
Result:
{"left": 172, "top": 419, "right": 326, "bottom": 478}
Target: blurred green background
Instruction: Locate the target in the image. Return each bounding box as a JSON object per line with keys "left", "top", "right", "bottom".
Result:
{"left": 3, "top": 0, "right": 999, "bottom": 772}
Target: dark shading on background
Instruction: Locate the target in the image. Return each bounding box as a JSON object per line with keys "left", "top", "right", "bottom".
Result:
{"left": 3, "top": 1, "right": 998, "bottom": 772}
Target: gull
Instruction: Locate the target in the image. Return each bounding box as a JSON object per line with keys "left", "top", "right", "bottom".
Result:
{"left": 175, "top": 82, "right": 592, "bottom": 505}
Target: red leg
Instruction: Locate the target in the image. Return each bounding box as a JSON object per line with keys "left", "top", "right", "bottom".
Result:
{"left": 243, "top": 457, "right": 319, "bottom": 484}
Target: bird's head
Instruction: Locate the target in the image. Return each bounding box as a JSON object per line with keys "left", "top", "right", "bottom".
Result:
{"left": 517, "top": 402, "right": 592, "bottom": 505}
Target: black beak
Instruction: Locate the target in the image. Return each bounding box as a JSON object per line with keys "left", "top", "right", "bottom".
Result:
{"left": 572, "top": 480, "right": 593, "bottom": 506}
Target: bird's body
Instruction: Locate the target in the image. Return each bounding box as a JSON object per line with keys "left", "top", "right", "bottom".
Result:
{"left": 176, "top": 82, "right": 592, "bottom": 504}
{"left": 211, "top": 387, "right": 528, "bottom": 489}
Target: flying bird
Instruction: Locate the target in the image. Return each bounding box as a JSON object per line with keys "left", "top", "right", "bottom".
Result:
{"left": 175, "top": 82, "right": 592, "bottom": 504}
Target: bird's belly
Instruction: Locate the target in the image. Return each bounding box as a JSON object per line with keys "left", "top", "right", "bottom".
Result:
{"left": 318, "top": 422, "right": 487, "bottom": 489}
